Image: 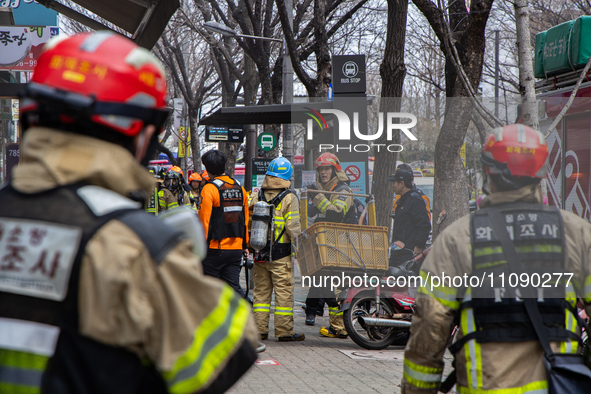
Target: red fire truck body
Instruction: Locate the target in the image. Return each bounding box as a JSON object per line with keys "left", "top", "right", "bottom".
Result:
{"left": 538, "top": 81, "right": 591, "bottom": 221}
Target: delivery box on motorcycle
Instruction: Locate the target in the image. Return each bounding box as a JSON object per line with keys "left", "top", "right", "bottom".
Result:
{"left": 296, "top": 222, "right": 389, "bottom": 277}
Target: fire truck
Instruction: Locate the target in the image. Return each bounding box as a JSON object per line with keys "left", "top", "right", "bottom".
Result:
{"left": 535, "top": 16, "right": 591, "bottom": 222}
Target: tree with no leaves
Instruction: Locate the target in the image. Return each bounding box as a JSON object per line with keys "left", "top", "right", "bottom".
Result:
{"left": 412, "top": 0, "right": 495, "bottom": 237}
{"left": 371, "top": 0, "right": 409, "bottom": 228}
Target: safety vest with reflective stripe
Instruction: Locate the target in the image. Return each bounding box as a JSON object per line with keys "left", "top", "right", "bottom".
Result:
{"left": 0, "top": 183, "right": 177, "bottom": 394}
{"left": 207, "top": 178, "right": 246, "bottom": 241}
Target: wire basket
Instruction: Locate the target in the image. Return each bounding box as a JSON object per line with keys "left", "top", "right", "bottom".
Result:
{"left": 296, "top": 222, "right": 389, "bottom": 277}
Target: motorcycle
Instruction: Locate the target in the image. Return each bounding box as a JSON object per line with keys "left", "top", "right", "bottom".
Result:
{"left": 340, "top": 211, "right": 447, "bottom": 350}
{"left": 340, "top": 248, "right": 429, "bottom": 350}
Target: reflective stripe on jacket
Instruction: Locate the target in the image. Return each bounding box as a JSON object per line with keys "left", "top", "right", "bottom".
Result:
{"left": 401, "top": 184, "right": 591, "bottom": 394}
{"left": 1, "top": 127, "right": 260, "bottom": 394}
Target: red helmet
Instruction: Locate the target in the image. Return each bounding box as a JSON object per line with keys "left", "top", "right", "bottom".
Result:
{"left": 315, "top": 153, "right": 342, "bottom": 172}
{"left": 23, "top": 32, "right": 170, "bottom": 137}
{"left": 481, "top": 124, "right": 549, "bottom": 179}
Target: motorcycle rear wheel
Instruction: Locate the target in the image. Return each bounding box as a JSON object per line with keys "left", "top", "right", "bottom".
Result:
{"left": 344, "top": 296, "right": 407, "bottom": 350}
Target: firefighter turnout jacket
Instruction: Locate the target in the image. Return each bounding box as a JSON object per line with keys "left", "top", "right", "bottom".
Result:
{"left": 249, "top": 175, "right": 301, "bottom": 337}
{"left": 159, "top": 187, "right": 191, "bottom": 211}
{"left": 401, "top": 184, "right": 591, "bottom": 394}
{"left": 0, "top": 128, "right": 259, "bottom": 394}
{"left": 199, "top": 176, "right": 249, "bottom": 250}
{"left": 308, "top": 170, "right": 355, "bottom": 224}
{"left": 190, "top": 187, "right": 203, "bottom": 211}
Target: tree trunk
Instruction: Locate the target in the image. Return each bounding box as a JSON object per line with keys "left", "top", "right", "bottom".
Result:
{"left": 189, "top": 106, "right": 202, "bottom": 172}
{"left": 313, "top": 0, "right": 330, "bottom": 98}
{"left": 412, "top": 0, "right": 494, "bottom": 238}
{"left": 432, "top": 100, "right": 473, "bottom": 236}
{"left": 514, "top": 0, "right": 539, "bottom": 130}
{"left": 372, "top": 0, "right": 409, "bottom": 228}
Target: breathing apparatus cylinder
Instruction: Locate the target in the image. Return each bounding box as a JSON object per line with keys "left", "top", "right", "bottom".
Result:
{"left": 250, "top": 201, "right": 274, "bottom": 251}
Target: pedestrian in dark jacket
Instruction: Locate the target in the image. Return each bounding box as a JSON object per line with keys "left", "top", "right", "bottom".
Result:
{"left": 388, "top": 169, "right": 432, "bottom": 267}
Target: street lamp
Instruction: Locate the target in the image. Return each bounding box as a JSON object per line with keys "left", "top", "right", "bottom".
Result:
{"left": 204, "top": 21, "right": 282, "bottom": 42}
{"left": 203, "top": 20, "right": 293, "bottom": 191}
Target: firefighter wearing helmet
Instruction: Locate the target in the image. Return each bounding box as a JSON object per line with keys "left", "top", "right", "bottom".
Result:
{"left": 188, "top": 172, "right": 204, "bottom": 211}
{"left": 158, "top": 167, "right": 191, "bottom": 211}
{"left": 304, "top": 152, "right": 354, "bottom": 337}
{"left": 402, "top": 124, "right": 591, "bottom": 394}
{"left": 248, "top": 157, "right": 305, "bottom": 341}
{"left": 145, "top": 167, "right": 163, "bottom": 215}
{"left": 0, "top": 32, "right": 258, "bottom": 393}
{"left": 307, "top": 153, "right": 357, "bottom": 224}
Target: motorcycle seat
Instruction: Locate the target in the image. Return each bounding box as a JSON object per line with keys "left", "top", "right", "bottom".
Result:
{"left": 387, "top": 266, "right": 408, "bottom": 277}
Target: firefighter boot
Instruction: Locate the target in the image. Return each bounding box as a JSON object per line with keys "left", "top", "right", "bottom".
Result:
{"left": 319, "top": 326, "right": 348, "bottom": 339}
{"left": 305, "top": 314, "right": 316, "bottom": 326}
{"left": 277, "top": 333, "right": 305, "bottom": 342}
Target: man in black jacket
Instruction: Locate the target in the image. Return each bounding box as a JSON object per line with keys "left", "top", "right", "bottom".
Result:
{"left": 388, "top": 169, "right": 432, "bottom": 268}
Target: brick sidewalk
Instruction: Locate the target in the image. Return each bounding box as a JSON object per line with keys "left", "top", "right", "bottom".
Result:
{"left": 229, "top": 284, "right": 455, "bottom": 394}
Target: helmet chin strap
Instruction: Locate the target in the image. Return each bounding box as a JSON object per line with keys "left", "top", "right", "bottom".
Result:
{"left": 138, "top": 128, "right": 160, "bottom": 167}
{"left": 480, "top": 153, "right": 521, "bottom": 191}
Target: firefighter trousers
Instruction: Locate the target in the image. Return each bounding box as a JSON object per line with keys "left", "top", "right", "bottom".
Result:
{"left": 306, "top": 286, "right": 346, "bottom": 335}
{"left": 252, "top": 256, "right": 295, "bottom": 337}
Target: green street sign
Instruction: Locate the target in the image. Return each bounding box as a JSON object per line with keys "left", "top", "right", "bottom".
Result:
{"left": 257, "top": 132, "right": 277, "bottom": 151}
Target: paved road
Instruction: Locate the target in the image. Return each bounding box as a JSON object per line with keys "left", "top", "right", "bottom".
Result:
{"left": 231, "top": 274, "right": 455, "bottom": 393}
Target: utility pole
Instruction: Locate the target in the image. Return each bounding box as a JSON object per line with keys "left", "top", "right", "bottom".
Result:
{"left": 494, "top": 30, "right": 500, "bottom": 118}
{"left": 282, "top": 0, "right": 294, "bottom": 165}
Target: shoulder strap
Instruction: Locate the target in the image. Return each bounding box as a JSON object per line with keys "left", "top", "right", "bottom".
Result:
{"left": 269, "top": 189, "right": 294, "bottom": 206}
{"left": 211, "top": 179, "right": 225, "bottom": 188}
{"left": 116, "top": 210, "right": 185, "bottom": 265}
{"left": 333, "top": 181, "right": 351, "bottom": 193}
{"left": 486, "top": 206, "right": 556, "bottom": 362}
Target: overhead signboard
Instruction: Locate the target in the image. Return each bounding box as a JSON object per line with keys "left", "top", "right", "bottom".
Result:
{"left": 9, "top": 0, "right": 58, "bottom": 26}
{"left": 251, "top": 157, "right": 273, "bottom": 194}
{"left": 332, "top": 55, "right": 366, "bottom": 95}
{"left": 252, "top": 158, "right": 273, "bottom": 175}
{"left": 205, "top": 125, "right": 244, "bottom": 143}
{"left": 0, "top": 26, "right": 58, "bottom": 71}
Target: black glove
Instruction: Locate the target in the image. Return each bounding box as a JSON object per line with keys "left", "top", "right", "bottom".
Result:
{"left": 306, "top": 183, "right": 319, "bottom": 191}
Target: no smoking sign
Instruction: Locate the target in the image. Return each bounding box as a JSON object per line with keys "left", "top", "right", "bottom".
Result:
{"left": 345, "top": 165, "right": 361, "bottom": 182}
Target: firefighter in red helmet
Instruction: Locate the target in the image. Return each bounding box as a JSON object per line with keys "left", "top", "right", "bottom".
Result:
{"left": 304, "top": 152, "right": 355, "bottom": 337}
{"left": 402, "top": 124, "right": 591, "bottom": 393}
{"left": 0, "top": 32, "right": 258, "bottom": 394}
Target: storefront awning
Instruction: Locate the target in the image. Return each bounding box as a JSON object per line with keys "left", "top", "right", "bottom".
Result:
{"left": 36, "top": 0, "right": 179, "bottom": 49}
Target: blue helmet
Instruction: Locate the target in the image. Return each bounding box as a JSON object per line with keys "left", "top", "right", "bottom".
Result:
{"left": 266, "top": 157, "right": 293, "bottom": 181}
